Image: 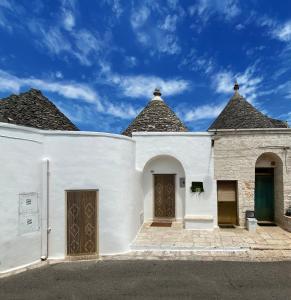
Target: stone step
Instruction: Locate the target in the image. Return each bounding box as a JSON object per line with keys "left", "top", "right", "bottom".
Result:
{"left": 130, "top": 244, "right": 249, "bottom": 252}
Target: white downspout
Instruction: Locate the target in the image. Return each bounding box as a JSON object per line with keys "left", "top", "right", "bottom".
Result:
{"left": 41, "top": 159, "right": 50, "bottom": 260}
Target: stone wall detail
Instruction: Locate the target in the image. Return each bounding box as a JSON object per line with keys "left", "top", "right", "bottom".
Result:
{"left": 213, "top": 131, "right": 291, "bottom": 230}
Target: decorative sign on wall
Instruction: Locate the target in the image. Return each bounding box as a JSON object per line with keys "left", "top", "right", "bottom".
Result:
{"left": 18, "top": 192, "right": 40, "bottom": 235}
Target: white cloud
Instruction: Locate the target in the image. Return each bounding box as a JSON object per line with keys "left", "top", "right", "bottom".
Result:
{"left": 112, "top": 0, "right": 123, "bottom": 18}
{"left": 56, "top": 101, "right": 135, "bottom": 133}
{"left": 180, "top": 103, "right": 225, "bottom": 122}
{"left": 39, "top": 27, "right": 72, "bottom": 55}
{"left": 213, "top": 71, "right": 233, "bottom": 94}
{"left": 103, "top": 0, "right": 123, "bottom": 18}
{"left": 131, "top": 6, "right": 150, "bottom": 29}
{"left": 0, "top": 69, "right": 100, "bottom": 105}
{"left": 235, "top": 23, "right": 244, "bottom": 30}
{"left": 63, "top": 10, "right": 75, "bottom": 31}
{"left": 0, "top": 69, "right": 143, "bottom": 121}
{"left": 0, "top": 0, "right": 14, "bottom": 31}
{"left": 55, "top": 71, "right": 63, "bottom": 79}
{"left": 273, "top": 21, "right": 291, "bottom": 42}
{"left": 257, "top": 15, "right": 276, "bottom": 28}
{"left": 130, "top": 3, "right": 181, "bottom": 55}
{"left": 254, "top": 15, "right": 291, "bottom": 44}
{"left": 56, "top": 102, "right": 95, "bottom": 124}
{"left": 106, "top": 71, "right": 190, "bottom": 98}
{"left": 72, "top": 29, "right": 102, "bottom": 66}
{"left": 212, "top": 66, "right": 263, "bottom": 102}
{"left": 167, "top": 0, "right": 179, "bottom": 9}
{"left": 0, "top": 72, "right": 21, "bottom": 92}
{"left": 105, "top": 102, "right": 141, "bottom": 119}
{"left": 124, "top": 56, "right": 137, "bottom": 68}
{"left": 276, "top": 80, "right": 291, "bottom": 99}
{"left": 179, "top": 49, "right": 214, "bottom": 75}
{"left": 157, "top": 34, "right": 181, "bottom": 55}
{"left": 161, "top": 15, "right": 178, "bottom": 32}
{"left": 60, "top": 0, "right": 76, "bottom": 31}
{"left": 0, "top": 0, "right": 12, "bottom": 9}
{"left": 189, "top": 0, "right": 240, "bottom": 29}
{"left": 29, "top": 18, "right": 103, "bottom": 66}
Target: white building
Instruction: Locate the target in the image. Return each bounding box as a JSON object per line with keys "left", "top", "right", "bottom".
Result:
{"left": 0, "top": 85, "right": 291, "bottom": 273}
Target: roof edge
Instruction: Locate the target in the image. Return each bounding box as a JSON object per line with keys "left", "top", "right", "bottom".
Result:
{"left": 132, "top": 131, "right": 213, "bottom": 137}
{"left": 0, "top": 122, "right": 135, "bottom": 142}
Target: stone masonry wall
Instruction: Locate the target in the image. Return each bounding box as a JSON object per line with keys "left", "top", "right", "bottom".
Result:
{"left": 213, "top": 131, "right": 291, "bottom": 231}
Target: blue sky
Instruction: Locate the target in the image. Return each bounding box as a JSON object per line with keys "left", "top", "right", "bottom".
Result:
{"left": 0, "top": 0, "right": 291, "bottom": 133}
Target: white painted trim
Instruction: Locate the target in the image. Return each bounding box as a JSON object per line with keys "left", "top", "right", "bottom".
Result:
{"left": 184, "top": 215, "right": 214, "bottom": 221}
{"left": 0, "top": 122, "right": 135, "bottom": 141}
{"left": 132, "top": 132, "right": 213, "bottom": 137}
{"left": 0, "top": 259, "right": 42, "bottom": 276}
{"left": 151, "top": 95, "right": 163, "bottom": 101}
{"left": 209, "top": 128, "right": 291, "bottom": 134}
{"left": 0, "top": 134, "right": 42, "bottom": 143}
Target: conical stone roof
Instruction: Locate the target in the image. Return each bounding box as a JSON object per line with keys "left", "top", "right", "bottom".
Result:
{"left": 122, "top": 89, "right": 188, "bottom": 136}
{"left": 0, "top": 88, "right": 78, "bottom": 130}
{"left": 208, "top": 84, "right": 288, "bottom": 130}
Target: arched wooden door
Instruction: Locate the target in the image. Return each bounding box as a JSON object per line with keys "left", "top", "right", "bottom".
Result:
{"left": 154, "top": 174, "right": 175, "bottom": 219}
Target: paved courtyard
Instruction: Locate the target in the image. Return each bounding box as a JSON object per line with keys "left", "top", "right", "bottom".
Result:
{"left": 131, "top": 222, "right": 291, "bottom": 251}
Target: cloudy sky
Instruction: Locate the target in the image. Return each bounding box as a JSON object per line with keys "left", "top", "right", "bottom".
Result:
{"left": 0, "top": 0, "right": 291, "bottom": 132}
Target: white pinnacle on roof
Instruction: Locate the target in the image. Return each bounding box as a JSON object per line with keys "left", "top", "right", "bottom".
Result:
{"left": 151, "top": 88, "right": 163, "bottom": 101}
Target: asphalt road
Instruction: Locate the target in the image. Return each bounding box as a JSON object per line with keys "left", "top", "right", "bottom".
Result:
{"left": 1, "top": 260, "right": 291, "bottom": 300}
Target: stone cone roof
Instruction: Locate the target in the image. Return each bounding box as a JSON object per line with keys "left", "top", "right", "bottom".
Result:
{"left": 208, "top": 91, "right": 288, "bottom": 130}
{"left": 0, "top": 89, "right": 78, "bottom": 131}
{"left": 122, "top": 90, "right": 188, "bottom": 136}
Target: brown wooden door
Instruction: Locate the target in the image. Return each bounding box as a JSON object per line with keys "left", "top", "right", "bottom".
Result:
{"left": 154, "top": 174, "right": 175, "bottom": 218}
{"left": 217, "top": 181, "right": 238, "bottom": 225}
{"left": 67, "top": 190, "right": 97, "bottom": 255}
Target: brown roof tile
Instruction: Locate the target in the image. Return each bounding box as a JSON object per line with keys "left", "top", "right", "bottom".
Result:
{"left": 0, "top": 89, "right": 78, "bottom": 131}
{"left": 122, "top": 90, "right": 187, "bottom": 136}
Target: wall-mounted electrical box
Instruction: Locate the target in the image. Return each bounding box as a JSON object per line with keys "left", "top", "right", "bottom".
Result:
{"left": 180, "top": 177, "right": 185, "bottom": 188}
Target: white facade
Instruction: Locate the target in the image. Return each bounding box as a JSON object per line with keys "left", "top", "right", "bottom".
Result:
{"left": 0, "top": 123, "right": 215, "bottom": 273}
{"left": 134, "top": 133, "right": 216, "bottom": 229}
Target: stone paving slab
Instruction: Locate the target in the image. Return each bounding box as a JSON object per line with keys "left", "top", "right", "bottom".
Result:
{"left": 131, "top": 222, "right": 291, "bottom": 252}
{"left": 101, "top": 249, "right": 291, "bottom": 262}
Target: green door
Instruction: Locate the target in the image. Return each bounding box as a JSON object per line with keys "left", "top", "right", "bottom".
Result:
{"left": 255, "top": 175, "right": 274, "bottom": 221}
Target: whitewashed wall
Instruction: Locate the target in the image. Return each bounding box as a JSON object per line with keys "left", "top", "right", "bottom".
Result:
{"left": 0, "top": 125, "right": 216, "bottom": 273}
{"left": 133, "top": 132, "right": 217, "bottom": 229}
{"left": 44, "top": 132, "right": 142, "bottom": 258}
{"left": 0, "top": 124, "right": 143, "bottom": 273}
{"left": 0, "top": 124, "right": 44, "bottom": 272}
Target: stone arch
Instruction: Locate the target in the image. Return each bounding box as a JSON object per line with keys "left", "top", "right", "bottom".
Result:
{"left": 142, "top": 155, "right": 186, "bottom": 222}
{"left": 255, "top": 152, "right": 284, "bottom": 224}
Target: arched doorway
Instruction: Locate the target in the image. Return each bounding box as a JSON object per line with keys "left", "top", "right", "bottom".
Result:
{"left": 142, "top": 155, "right": 186, "bottom": 222}
{"left": 255, "top": 153, "right": 283, "bottom": 223}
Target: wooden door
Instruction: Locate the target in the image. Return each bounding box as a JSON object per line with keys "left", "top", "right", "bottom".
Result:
{"left": 154, "top": 174, "right": 175, "bottom": 218}
{"left": 255, "top": 173, "right": 274, "bottom": 221}
{"left": 217, "top": 181, "right": 238, "bottom": 225}
{"left": 67, "top": 190, "right": 98, "bottom": 256}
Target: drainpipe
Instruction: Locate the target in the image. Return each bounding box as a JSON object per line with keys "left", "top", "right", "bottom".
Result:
{"left": 41, "top": 159, "right": 50, "bottom": 260}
